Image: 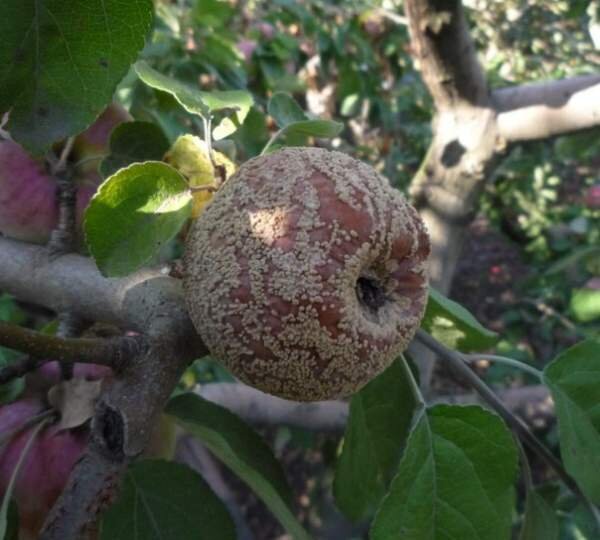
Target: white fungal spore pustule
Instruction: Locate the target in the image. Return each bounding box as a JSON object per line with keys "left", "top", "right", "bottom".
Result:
{"left": 183, "top": 147, "right": 430, "bottom": 401}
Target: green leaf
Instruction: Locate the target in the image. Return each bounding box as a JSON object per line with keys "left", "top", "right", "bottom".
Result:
{"left": 0, "top": 296, "right": 25, "bottom": 326}
{"left": 134, "top": 61, "right": 253, "bottom": 139}
{"left": 166, "top": 393, "right": 311, "bottom": 540}
{"left": 4, "top": 500, "right": 18, "bottom": 540}
{"left": 421, "top": 288, "right": 498, "bottom": 352}
{"left": 519, "top": 489, "right": 559, "bottom": 540}
{"left": 262, "top": 93, "right": 343, "bottom": 154}
{"left": 0, "top": 500, "right": 18, "bottom": 540}
{"left": 340, "top": 94, "right": 360, "bottom": 117}
{"left": 281, "top": 120, "right": 343, "bottom": 139}
{"left": 233, "top": 107, "right": 270, "bottom": 157}
{"left": 333, "top": 358, "right": 419, "bottom": 522}
{"left": 0, "top": 297, "right": 25, "bottom": 405}
{"left": 100, "top": 460, "right": 235, "bottom": 540}
{"left": 268, "top": 92, "right": 307, "bottom": 128}
{"left": 100, "top": 122, "right": 170, "bottom": 178}
{"left": 262, "top": 120, "right": 344, "bottom": 155}
{"left": 544, "top": 246, "right": 600, "bottom": 276}
{"left": 193, "top": 0, "right": 235, "bottom": 28}
{"left": 543, "top": 339, "right": 600, "bottom": 504}
{"left": 570, "top": 288, "right": 600, "bottom": 323}
{"left": 0, "top": 0, "right": 153, "bottom": 154}
{"left": 559, "top": 501, "right": 600, "bottom": 539}
{"left": 371, "top": 405, "right": 518, "bottom": 540}
{"left": 84, "top": 162, "right": 192, "bottom": 277}
{"left": 0, "top": 364, "right": 24, "bottom": 406}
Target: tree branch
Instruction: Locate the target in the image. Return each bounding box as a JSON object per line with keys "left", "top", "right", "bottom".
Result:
{"left": 404, "top": 0, "right": 489, "bottom": 109}
{"left": 197, "top": 382, "right": 349, "bottom": 432}
{"left": 0, "top": 320, "right": 142, "bottom": 370}
{"left": 0, "top": 237, "right": 191, "bottom": 332}
{"left": 0, "top": 239, "right": 565, "bottom": 534}
{"left": 494, "top": 74, "right": 600, "bottom": 142}
{"left": 40, "top": 442, "right": 130, "bottom": 540}
{"left": 196, "top": 382, "right": 554, "bottom": 433}
{"left": 0, "top": 237, "right": 208, "bottom": 539}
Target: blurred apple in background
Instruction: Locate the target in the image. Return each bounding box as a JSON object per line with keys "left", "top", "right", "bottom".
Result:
{"left": 0, "top": 104, "right": 131, "bottom": 245}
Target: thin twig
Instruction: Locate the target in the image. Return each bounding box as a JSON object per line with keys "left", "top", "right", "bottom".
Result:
{"left": 47, "top": 176, "right": 78, "bottom": 255}
{"left": 514, "top": 434, "right": 534, "bottom": 491}
{"left": 521, "top": 298, "right": 579, "bottom": 333}
{"left": 0, "top": 321, "right": 143, "bottom": 370}
{"left": 375, "top": 8, "right": 408, "bottom": 26}
{"left": 189, "top": 185, "right": 217, "bottom": 194}
{"left": 48, "top": 150, "right": 85, "bottom": 377}
{"left": 0, "top": 112, "right": 11, "bottom": 140}
{"left": 73, "top": 154, "right": 108, "bottom": 171}
{"left": 0, "top": 355, "right": 43, "bottom": 385}
{"left": 464, "top": 353, "right": 542, "bottom": 380}
{"left": 400, "top": 353, "right": 426, "bottom": 408}
{"left": 415, "top": 329, "right": 584, "bottom": 498}
{"left": 56, "top": 312, "right": 87, "bottom": 380}
{"left": 51, "top": 137, "right": 76, "bottom": 176}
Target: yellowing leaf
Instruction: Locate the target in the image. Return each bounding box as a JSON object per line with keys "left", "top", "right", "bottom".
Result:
{"left": 164, "top": 135, "right": 236, "bottom": 218}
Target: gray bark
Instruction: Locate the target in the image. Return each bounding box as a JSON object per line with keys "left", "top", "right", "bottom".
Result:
{"left": 0, "top": 238, "right": 207, "bottom": 539}
{"left": 403, "top": 0, "right": 600, "bottom": 391}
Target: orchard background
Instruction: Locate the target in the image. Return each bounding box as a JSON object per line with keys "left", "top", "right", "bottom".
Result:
{"left": 0, "top": 1, "right": 599, "bottom": 539}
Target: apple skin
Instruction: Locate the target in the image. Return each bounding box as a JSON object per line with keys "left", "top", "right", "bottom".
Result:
{"left": 0, "top": 362, "right": 109, "bottom": 538}
{"left": 0, "top": 140, "right": 59, "bottom": 244}
{"left": 0, "top": 103, "right": 130, "bottom": 245}
{"left": 237, "top": 39, "right": 257, "bottom": 62}
{"left": 72, "top": 103, "right": 132, "bottom": 175}
{"left": 585, "top": 184, "right": 600, "bottom": 210}
{"left": 0, "top": 358, "right": 176, "bottom": 537}
{"left": 0, "top": 398, "right": 88, "bottom": 540}
{"left": 183, "top": 147, "right": 430, "bottom": 401}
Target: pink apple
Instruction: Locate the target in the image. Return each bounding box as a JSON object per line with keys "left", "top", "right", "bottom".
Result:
{"left": 0, "top": 103, "right": 130, "bottom": 244}
{"left": 585, "top": 184, "right": 600, "bottom": 209}
{"left": 0, "top": 398, "right": 88, "bottom": 540}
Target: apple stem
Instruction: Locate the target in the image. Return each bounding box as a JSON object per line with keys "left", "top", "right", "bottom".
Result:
{"left": 48, "top": 176, "right": 77, "bottom": 255}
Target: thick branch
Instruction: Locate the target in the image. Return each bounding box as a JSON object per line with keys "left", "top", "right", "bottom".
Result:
{"left": 0, "top": 238, "right": 188, "bottom": 332}
{"left": 40, "top": 444, "right": 130, "bottom": 540}
{"left": 0, "top": 321, "right": 142, "bottom": 369}
{"left": 197, "top": 383, "right": 349, "bottom": 432}
{"left": 197, "top": 382, "right": 553, "bottom": 432}
{"left": 494, "top": 74, "right": 600, "bottom": 142}
{"left": 404, "top": 0, "right": 489, "bottom": 109}
{"left": 41, "top": 339, "right": 195, "bottom": 539}
{"left": 0, "top": 238, "right": 208, "bottom": 539}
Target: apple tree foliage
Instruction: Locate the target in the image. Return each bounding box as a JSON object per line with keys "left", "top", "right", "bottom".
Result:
{"left": 0, "top": 0, "right": 599, "bottom": 539}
